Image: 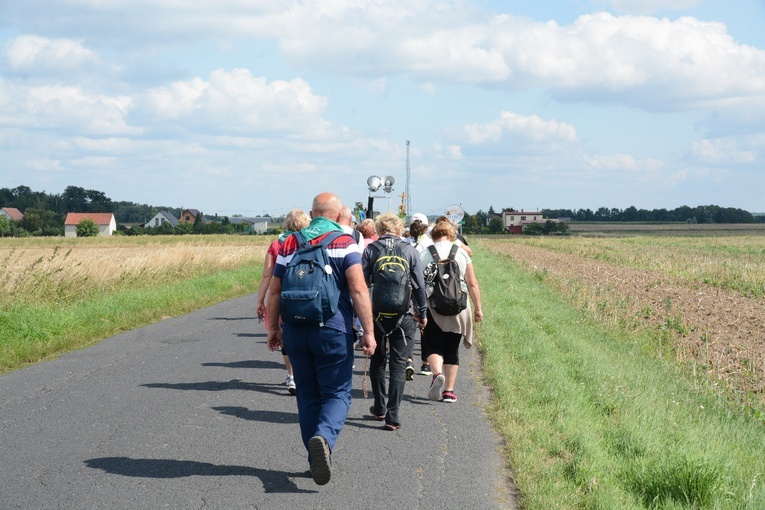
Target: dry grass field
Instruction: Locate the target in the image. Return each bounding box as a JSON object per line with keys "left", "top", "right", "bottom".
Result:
{"left": 0, "top": 236, "right": 270, "bottom": 306}
{"left": 477, "top": 226, "right": 765, "bottom": 409}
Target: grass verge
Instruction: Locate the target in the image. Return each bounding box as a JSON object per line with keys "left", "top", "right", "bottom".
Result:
{"left": 473, "top": 246, "right": 765, "bottom": 509}
{"left": 0, "top": 265, "right": 259, "bottom": 374}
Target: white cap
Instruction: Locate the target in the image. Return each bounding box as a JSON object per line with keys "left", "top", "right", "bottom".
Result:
{"left": 411, "top": 213, "right": 429, "bottom": 224}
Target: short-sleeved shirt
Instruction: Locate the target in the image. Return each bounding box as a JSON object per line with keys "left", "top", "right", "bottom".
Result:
{"left": 273, "top": 230, "right": 362, "bottom": 334}
{"left": 266, "top": 238, "right": 281, "bottom": 264}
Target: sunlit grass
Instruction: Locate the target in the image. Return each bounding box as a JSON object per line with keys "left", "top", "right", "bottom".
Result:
{"left": 0, "top": 236, "right": 269, "bottom": 372}
{"left": 473, "top": 244, "right": 765, "bottom": 509}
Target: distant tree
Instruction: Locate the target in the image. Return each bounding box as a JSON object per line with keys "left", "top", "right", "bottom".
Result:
{"left": 473, "top": 210, "right": 488, "bottom": 232}
{"left": 462, "top": 213, "right": 478, "bottom": 234}
{"left": 76, "top": 218, "right": 99, "bottom": 237}
{"left": 594, "top": 207, "right": 611, "bottom": 220}
{"left": 487, "top": 217, "right": 504, "bottom": 234}
{"left": 20, "top": 208, "right": 61, "bottom": 234}
{"left": 522, "top": 222, "right": 544, "bottom": 235}
{"left": 488, "top": 205, "right": 497, "bottom": 216}
{"left": 85, "top": 189, "right": 113, "bottom": 212}
{"left": 0, "top": 215, "right": 10, "bottom": 237}
{"left": 176, "top": 222, "right": 194, "bottom": 235}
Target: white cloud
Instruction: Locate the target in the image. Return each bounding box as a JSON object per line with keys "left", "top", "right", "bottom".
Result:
{"left": 583, "top": 153, "right": 664, "bottom": 171}
{"left": 142, "top": 68, "right": 333, "bottom": 136}
{"left": 4, "top": 35, "right": 100, "bottom": 74}
{"left": 460, "top": 111, "right": 578, "bottom": 145}
{"left": 597, "top": 0, "right": 701, "bottom": 15}
{"left": 0, "top": 80, "right": 137, "bottom": 135}
{"left": 5, "top": 3, "right": 765, "bottom": 117}
{"left": 689, "top": 136, "right": 762, "bottom": 165}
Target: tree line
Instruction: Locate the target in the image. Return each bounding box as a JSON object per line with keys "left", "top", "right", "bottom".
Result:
{"left": 0, "top": 184, "right": 761, "bottom": 237}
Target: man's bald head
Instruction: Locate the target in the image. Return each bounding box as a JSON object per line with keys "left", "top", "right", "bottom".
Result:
{"left": 311, "top": 192, "right": 343, "bottom": 222}
{"left": 338, "top": 205, "right": 353, "bottom": 227}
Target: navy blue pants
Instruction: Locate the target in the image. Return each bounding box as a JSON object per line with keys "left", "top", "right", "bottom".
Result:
{"left": 282, "top": 324, "right": 356, "bottom": 458}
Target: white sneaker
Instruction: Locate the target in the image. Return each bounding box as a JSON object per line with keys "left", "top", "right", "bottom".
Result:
{"left": 428, "top": 373, "right": 445, "bottom": 401}
{"left": 285, "top": 374, "right": 296, "bottom": 395}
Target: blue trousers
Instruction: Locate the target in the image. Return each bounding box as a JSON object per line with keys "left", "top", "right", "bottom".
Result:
{"left": 282, "top": 324, "right": 356, "bottom": 457}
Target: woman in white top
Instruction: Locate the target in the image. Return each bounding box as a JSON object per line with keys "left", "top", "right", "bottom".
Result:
{"left": 419, "top": 220, "right": 483, "bottom": 402}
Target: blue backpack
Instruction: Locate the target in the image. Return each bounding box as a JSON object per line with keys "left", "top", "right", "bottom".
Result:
{"left": 280, "top": 230, "right": 344, "bottom": 327}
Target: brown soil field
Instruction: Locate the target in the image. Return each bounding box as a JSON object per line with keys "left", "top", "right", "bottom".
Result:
{"left": 480, "top": 238, "right": 765, "bottom": 408}
{"left": 569, "top": 222, "right": 765, "bottom": 236}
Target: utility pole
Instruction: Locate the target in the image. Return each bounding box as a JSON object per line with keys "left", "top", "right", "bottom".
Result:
{"left": 405, "top": 140, "right": 411, "bottom": 218}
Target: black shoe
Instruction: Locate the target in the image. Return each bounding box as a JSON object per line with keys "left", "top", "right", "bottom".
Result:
{"left": 308, "top": 435, "right": 331, "bottom": 485}
{"left": 419, "top": 363, "right": 432, "bottom": 376}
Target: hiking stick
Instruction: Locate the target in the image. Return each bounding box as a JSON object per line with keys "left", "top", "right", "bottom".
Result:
{"left": 362, "top": 355, "right": 369, "bottom": 398}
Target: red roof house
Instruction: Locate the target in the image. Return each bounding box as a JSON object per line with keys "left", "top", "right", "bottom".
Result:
{"left": 0, "top": 207, "right": 24, "bottom": 222}
{"left": 64, "top": 212, "right": 117, "bottom": 237}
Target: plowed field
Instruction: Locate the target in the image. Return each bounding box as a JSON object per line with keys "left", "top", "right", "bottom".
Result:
{"left": 479, "top": 234, "right": 765, "bottom": 407}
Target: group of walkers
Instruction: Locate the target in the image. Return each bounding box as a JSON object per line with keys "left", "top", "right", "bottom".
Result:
{"left": 257, "top": 192, "right": 483, "bottom": 486}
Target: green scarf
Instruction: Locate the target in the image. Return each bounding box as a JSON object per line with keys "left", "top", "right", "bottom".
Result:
{"left": 278, "top": 230, "right": 293, "bottom": 243}
{"left": 299, "top": 217, "right": 342, "bottom": 241}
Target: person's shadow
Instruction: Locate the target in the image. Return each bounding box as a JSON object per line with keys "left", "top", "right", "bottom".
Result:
{"left": 84, "top": 457, "right": 313, "bottom": 494}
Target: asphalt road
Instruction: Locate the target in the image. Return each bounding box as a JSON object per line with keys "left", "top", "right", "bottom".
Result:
{"left": 0, "top": 294, "right": 516, "bottom": 509}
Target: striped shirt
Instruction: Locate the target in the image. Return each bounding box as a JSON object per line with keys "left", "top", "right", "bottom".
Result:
{"left": 273, "top": 230, "right": 362, "bottom": 333}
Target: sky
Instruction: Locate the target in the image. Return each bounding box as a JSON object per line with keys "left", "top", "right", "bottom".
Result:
{"left": 1, "top": 0, "right": 764, "bottom": 218}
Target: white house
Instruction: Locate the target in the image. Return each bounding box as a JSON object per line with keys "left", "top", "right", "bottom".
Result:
{"left": 502, "top": 210, "right": 548, "bottom": 234}
{"left": 230, "top": 216, "right": 270, "bottom": 234}
{"left": 144, "top": 211, "right": 179, "bottom": 228}
{"left": 64, "top": 213, "right": 117, "bottom": 237}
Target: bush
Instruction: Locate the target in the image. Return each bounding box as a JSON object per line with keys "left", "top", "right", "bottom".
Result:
{"left": 76, "top": 218, "right": 100, "bottom": 237}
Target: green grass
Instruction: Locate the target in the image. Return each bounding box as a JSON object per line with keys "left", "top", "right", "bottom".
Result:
{"left": 0, "top": 264, "right": 259, "bottom": 373}
{"left": 473, "top": 243, "right": 765, "bottom": 509}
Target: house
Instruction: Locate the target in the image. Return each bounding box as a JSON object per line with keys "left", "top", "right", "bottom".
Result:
{"left": 144, "top": 211, "right": 179, "bottom": 229}
{"left": 502, "top": 210, "right": 546, "bottom": 234}
{"left": 179, "top": 209, "right": 203, "bottom": 223}
{"left": 64, "top": 212, "right": 117, "bottom": 237}
{"left": 0, "top": 207, "right": 24, "bottom": 222}
{"left": 229, "top": 216, "right": 270, "bottom": 234}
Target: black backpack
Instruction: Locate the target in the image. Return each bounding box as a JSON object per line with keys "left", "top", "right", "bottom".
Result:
{"left": 280, "top": 230, "right": 344, "bottom": 327}
{"left": 426, "top": 244, "right": 467, "bottom": 316}
{"left": 370, "top": 238, "right": 412, "bottom": 326}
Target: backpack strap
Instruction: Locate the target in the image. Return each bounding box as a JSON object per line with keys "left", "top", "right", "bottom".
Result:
{"left": 447, "top": 243, "right": 459, "bottom": 261}
{"left": 427, "top": 244, "right": 439, "bottom": 261}
{"left": 317, "top": 230, "right": 344, "bottom": 249}
{"left": 295, "top": 229, "right": 343, "bottom": 249}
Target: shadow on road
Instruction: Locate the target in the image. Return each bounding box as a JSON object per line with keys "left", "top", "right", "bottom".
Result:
{"left": 141, "top": 380, "right": 290, "bottom": 397}
{"left": 202, "top": 359, "right": 283, "bottom": 370}
{"left": 213, "top": 405, "right": 298, "bottom": 424}
{"left": 84, "top": 457, "right": 314, "bottom": 494}
{"left": 209, "top": 316, "right": 259, "bottom": 321}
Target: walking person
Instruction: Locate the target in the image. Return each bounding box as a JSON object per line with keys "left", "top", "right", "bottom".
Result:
{"left": 420, "top": 220, "right": 483, "bottom": 403}
{"left": 339, "top": 204, "right": 363, "bottom": 245}
{"left": 266, "top": 192, "right": 376, "bottom": 485}
{"left": 362, "top": 212, "right": 427, "bottom": 431}
{"left": 255, "top": 208, "right": 310, "bottom": 395}
{"left": 409, "top": 218, "right": 432, "bottom": 376}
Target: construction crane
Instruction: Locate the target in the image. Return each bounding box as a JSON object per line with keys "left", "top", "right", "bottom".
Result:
{"left": 398, "top": 192, "right": 407, "bottom": 217}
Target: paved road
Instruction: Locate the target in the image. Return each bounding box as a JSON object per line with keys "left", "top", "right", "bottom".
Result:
{"left": 0, "top": 294, "right": 516, "bottom": 509}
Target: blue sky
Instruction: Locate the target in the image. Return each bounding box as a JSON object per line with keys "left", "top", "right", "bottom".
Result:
{"left": 1, "top": 0, "right": 764, "bottom": 218}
